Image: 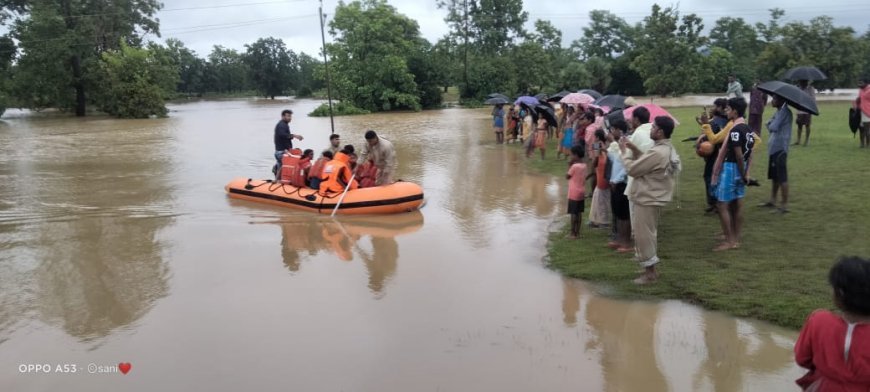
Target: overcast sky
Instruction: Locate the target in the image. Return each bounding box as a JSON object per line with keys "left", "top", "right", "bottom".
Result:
{"left": 150, "top": 0, "right": 869, "bottom": 57}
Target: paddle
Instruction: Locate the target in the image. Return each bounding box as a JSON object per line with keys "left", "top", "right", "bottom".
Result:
{"left": 330, "top": 172, "right": 357, "bottom": 217}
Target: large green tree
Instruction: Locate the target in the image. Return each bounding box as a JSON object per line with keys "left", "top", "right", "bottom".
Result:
{"left": 327, "top": 0, "right": 421, "bottom": 111}
{"left": 206, "top": 46, "right": 249, "bottom": 94}
{"left": 296, "top": 52, "right": 324, "bottom": 97}
{"left": 244, "top": 37, "right": 296, "bottom": 99}
{"left": 573, "top": 10, "right": 636, "bottom": 60}
{"left": 6, "top": 0, "right": 161, "bottom": 116}
{"left": 164, "top": 39, "right": 206, "bottom": 97}
{"left": 631, "top": 5, "right": 706, "bottom": 96}
{"left": 93, "top": 42, "right": 178, "bottom": 118}
{"left": 0, "top": 34, "right": 14, "bottom": 116}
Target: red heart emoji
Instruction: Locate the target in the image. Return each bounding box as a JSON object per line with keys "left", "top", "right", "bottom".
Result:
{"left": 118, "top": 362, "right": 132, "bottom": 375}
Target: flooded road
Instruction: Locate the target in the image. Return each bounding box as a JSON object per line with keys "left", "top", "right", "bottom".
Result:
{"left": 1, "top": 99, "right": 801, "bottom": 391}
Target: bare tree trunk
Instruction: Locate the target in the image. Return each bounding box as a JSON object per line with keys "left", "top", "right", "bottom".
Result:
{"left": 71, "top": 54, "right": 86, "bottom": 116}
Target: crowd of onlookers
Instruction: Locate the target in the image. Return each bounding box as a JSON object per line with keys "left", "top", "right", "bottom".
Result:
{"left": 491, "top": 77, "right": 870, "bottom": 390}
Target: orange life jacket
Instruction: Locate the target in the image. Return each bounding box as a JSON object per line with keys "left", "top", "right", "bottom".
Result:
{"left": 279, "top": 148, "right": 306, "bottom": 187}
{"left": 308, "top": 157, "right": 328, "bottom": 180}
{"left": 319, "top": 152, "right": 358, "bottom": 194}
{"left": 357, "top": 161, "right": 378, "bottom": 188}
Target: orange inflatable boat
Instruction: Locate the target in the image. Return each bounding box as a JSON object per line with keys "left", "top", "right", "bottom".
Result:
{"left": 225, "top": 178, "right": 424, "bottom": 215}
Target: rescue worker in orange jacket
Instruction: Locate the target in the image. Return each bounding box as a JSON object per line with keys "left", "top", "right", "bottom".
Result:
{"left": 319, "top": 149, "right": 359, "bottom": 194}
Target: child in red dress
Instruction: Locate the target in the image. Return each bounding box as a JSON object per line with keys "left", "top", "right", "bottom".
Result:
{"left": 795, "top": 256, "right": 870, "bottom": 391}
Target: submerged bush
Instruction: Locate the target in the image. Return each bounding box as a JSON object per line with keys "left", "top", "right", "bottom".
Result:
{"left": 309, "top": 101, "right": 370, "bottom": 117}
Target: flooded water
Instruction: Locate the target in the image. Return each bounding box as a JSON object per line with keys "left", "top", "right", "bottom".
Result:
{"left": 1, "top": 99, "right": 802, "bottom": 391}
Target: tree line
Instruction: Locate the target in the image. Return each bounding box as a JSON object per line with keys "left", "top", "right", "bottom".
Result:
{"left": 2, "top": 0, "right": 870, "bottom": 118}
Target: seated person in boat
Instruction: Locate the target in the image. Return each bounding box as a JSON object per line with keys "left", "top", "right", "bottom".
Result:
{"left": 361, "top": 130, "right": 397, "bottom": 186}
{"left": 342, "top": 144, "right": 358, "bottom": 171}
{"left": 300, "top": 149, "right": 314, "bottom": 186}
{"left": 308, "top": 150, "right": 333, "bottom": 190}
{"left": 319, "top": 147, "right": 358, "bottom": 194}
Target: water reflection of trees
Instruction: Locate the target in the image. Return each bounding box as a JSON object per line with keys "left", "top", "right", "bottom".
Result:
{"left": 275, "top": 211, "right": 423, "bottom": 296}
{"left": 26, "top": 118, "right": 177, "bottom": 340}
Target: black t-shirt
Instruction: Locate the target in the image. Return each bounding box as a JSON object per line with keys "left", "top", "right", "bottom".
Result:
{"left": 274, "top": 121, "right": 292, "bottom": 151}
{"left": 725, "top": 123, "right": 754, "bottom": 163}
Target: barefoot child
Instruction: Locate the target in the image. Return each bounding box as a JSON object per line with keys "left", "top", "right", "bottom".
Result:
{"left": 566, "top": 145, "right": 587, "bottom": 239}
{"left": 795, "top": 256, "right": 870, "bottom": 391}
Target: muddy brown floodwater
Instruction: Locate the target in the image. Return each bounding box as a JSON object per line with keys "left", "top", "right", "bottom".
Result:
{"left": 0, "top": 99, "right": 802, "bottom": 391}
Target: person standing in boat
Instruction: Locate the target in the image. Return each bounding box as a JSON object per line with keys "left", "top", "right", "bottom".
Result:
{"left": 360, "top": 130, "right": 397, "bottom": 186}
{"left": 273, "top": 109, "right": 303, "bottom": 177}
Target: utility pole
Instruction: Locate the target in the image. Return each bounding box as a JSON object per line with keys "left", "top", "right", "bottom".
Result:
{"left": 319, "top": 0, "right": 335, "bottom": 135}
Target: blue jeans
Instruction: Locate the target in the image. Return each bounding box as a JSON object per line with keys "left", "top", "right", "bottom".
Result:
{"left": 273, "top": 151, "right": 284, "bottom": 177}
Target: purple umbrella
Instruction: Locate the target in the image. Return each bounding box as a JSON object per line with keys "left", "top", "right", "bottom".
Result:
{"left": 514, "top": 96, "right": 540, "bottom": 106}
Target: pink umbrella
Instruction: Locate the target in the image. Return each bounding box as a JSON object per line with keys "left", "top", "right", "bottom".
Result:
{"left": 560, "top": 93, "right": 595, "bottom": 106}
{"left": 622, "top": 104, "right": 680, "bottom": 126}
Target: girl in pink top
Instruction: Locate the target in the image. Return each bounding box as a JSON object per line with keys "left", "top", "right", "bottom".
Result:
{"left": 795, "top": 256, "right": 870, "bottom": 391}
{"left": 566, "top": 145, "right": 587, "bottom": 239}
{"left": 855, "top": 78, "right": 870, "bottom": 148}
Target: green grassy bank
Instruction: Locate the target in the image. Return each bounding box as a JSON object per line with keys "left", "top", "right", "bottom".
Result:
{"left": 527, "top": 102, "right": 869, "bottom": 329}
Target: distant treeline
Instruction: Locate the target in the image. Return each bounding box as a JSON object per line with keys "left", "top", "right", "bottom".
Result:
{"left": 1, "top": 0, "right": 869, "bottom": 118}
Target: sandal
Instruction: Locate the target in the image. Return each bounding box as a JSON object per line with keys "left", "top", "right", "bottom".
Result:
{"left": 757, "top": 202, "right": 775, "bottom": 208}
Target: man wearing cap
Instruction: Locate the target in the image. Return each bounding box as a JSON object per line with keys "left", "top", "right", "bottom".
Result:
{"left": 360, "top": 130, "right": 397, "bottom": 186}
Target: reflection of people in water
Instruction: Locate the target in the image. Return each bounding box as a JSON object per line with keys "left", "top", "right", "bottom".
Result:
{"left": 585, "top": 297, "right": 669, "bottom": 392}
{"left": 280, "top": 221, "right": 328, "bottom": 271}
{"left": 321, "top": 222, "right": 355, "bottom": 262}
{"left": 274, "top": 212, "right": 422, "bottom": 296}
{"left": 694, "top": 314, "right": 794, "bottom": 392}
{"left": 362, "top": 236, "right": 398, "bottom": 294}
{"left": 561, "top": 278, "right": 582, "bottom": 326}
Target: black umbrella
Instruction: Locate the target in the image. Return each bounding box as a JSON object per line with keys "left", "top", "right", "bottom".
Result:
{"left": 483, "top": 97, "right": 510, "bottom": 105}
{"left": 534, "top": 93, "right": 549, "bottom": 102}
{"left": 519, "top": 102, "right": 538, "bottom": 122}
{"left": 487, "top": 93, "right": 510, "bottom": 101}
{"left": 757, "top": 81, "right": 819, "bottom": 115}
{"left": 782, "top": 66, "right": 827, "bottom": 81}
{"left": 579, "top": 89, "right": 603, "bottom": 100}
{"left": 534, "top": 104, "right": 558, "bottom": 127}
{"left": 594, "top": 95, "right": 627, "bottom": 109}
{"left": 548, "top": 90, "right": 572, "bottom": 101}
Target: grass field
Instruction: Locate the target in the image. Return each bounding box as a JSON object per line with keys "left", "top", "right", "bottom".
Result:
{"left": 526, "top": 102, "right": 870, "bottom": 329}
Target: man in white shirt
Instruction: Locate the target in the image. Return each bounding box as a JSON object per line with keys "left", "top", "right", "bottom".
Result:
{"left": 621, "top": 106, "right": 655, "bottom": 258}
{"left": 726, "top": 75, "right": 743, "bottom": 99}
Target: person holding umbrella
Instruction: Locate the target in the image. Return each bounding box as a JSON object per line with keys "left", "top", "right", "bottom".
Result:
{"left": 493, "top": 104, "right": 506, "bottom": 144}
{"left": 759, "top": 94, "right": 793, "bottom": 213}
{"left": 795, "top": 80, "right": 817, "bottom": 146}
{"left": 855, "top": 77, "right": 870, "bottom": 148}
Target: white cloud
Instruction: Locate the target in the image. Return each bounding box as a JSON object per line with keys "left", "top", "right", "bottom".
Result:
{"left": 154, "top": 0, "right": 869, "bottom": 57}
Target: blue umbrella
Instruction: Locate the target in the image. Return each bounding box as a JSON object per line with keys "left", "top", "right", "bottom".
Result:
{"left": 514, "top": 96, "right": 540, "bottom": 106}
